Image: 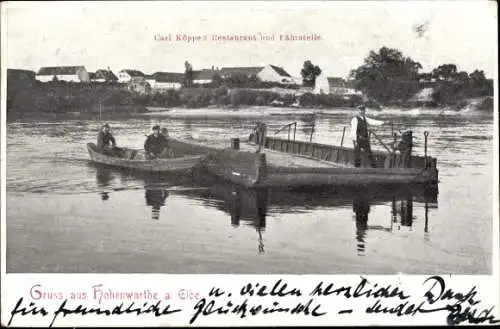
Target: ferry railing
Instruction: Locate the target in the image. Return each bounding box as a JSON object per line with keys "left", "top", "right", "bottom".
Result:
{"left": 369, "top": 130, "right": 394, "bottom": 153}
{"left": 274, "top": 122, "right": 297, "bottom": 152}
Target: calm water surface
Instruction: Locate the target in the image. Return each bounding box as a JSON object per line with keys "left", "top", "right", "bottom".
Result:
{"left": 6, "top": 108, "right": 494, "bottom": 274}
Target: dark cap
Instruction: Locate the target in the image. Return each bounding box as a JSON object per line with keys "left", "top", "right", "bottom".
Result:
{"left": 152, "top": 125, "right": 160, "bottom": 130}
{"left": 102, "top": 123, "right": 110, "bottom": 128}
{"left": 357, "top": 105, "right": 366, "bottom": 110}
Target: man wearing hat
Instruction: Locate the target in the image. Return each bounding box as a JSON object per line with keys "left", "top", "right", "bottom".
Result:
{"left": 350, "top": 105, "right": 386, "bottom": 167}
{"left": 97, "top": 123, "right": 118, "bottom": 156}
{"left": 144, "top": 125, "right": 168, "bottom": 160}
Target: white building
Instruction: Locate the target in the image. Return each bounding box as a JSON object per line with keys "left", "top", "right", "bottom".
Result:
{"left": 313, "top": 74, "right": 330, "bottom": 94}
{"left": 117, "top": 69, "right": 146, "bottom": 83}
{"left": 146, "top": 72, "right": 184, "bottom": 90}
{"left": 219, "top": 66, "right": 263, "bottom": 79}
{"left": 193, "top": 69, "right": 218, "bottom": 85}
{"left": 314, "top": 74, "right": 362, "bottom": 96}
{"left": 218, "top": 64, "right": 298, "bottom": 85}
{"left": 36, "top": 66, "right": 89, "bottom": 83}
{"left": 257, "top": 64, "right": 297, "bottom": 84}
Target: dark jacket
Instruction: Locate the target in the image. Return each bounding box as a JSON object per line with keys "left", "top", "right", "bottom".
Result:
{"left": 355, "top": 115, "right": 369, "bottom": 144}
{"left": 97, "top": 131, "right": 116, "bottom": 149}
{"left": 144, "top": 134, "right": 168, "bottom": 156}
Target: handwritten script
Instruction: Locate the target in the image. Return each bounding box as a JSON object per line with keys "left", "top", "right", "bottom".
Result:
{"left": 7, "top": 276, "right": 499, "bottom": 326}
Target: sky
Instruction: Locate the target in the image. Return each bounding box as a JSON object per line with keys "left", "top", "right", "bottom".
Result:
{"left": 2, "top": 1, "right": 498, "bottom": 79}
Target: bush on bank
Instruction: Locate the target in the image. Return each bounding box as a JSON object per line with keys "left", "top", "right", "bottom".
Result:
{"left": 10, "top": 81, "right": 364, "bottom": 113}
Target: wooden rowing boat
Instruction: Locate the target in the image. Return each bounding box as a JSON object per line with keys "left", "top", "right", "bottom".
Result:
{"left": 87, "top": 138, "right": 214, "bottom": 173}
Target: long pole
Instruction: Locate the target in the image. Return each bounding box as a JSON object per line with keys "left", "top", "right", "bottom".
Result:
{"left": 340, "top": 126, "right": 346, "bottom": 147}
{"left": 99, "top": 101, "right": 102, "bottom": 121}
{"left": 309, "top": 122, "right": 315, "bottom": 142}
{"left": 392, "top": 133, "right": 397, "bottom": 168}
{"left": 424, "top": 131, "right": 429, "bottom": 168}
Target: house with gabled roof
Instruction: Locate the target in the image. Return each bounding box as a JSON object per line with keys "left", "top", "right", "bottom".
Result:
{"left": 257, "top": 64, "right": 299, "bottom": 84}
{"left": 146, "top": 72, "right": 184, "bottom": 90}
{"left": 117, "top": 69, "right": 146, "bottom": 83}
{"left": 314, "top": 75, "right": 362, "bottom": 96}
{"left": 217, "top": 64, "right": 299, "bottom": 85}
{"left": 219, "top": 66, "right": 264, "bottom": 79}
{"left": 193, "top": 69, "right": 219, "bottom": 85}
{"left": 36, "top": 66, "right": 89, "bottom": 83}
{"left": 89, "top": 69, "right": 118, "bottom": 83}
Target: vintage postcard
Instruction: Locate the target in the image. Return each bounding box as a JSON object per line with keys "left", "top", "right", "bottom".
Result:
{"left": 1, "top": 0, "right": 498, "bottom": 326}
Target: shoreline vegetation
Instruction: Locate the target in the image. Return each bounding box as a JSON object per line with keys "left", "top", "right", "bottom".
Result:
{"left": 6, "top": 81, "right": 493, "bottom": 117}
{"left": 6, "top": 46, "right": 493, "bottom": 117}
{"left": 6, "top": 81, "right": 366, "bottom": 115}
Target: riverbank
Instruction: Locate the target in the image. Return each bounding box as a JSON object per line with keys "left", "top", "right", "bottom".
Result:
{"left": 7, "top": 82, "right": 364, "bottom": 114}
{"left": 7, "top": 81, "right": 493, "bottom": 120}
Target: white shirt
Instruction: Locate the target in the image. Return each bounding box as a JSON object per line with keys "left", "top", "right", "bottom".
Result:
{"left": 350, "top": 115, "right": 384, "bottom": 142}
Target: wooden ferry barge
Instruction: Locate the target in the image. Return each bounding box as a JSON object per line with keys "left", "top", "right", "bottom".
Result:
{"left": 201, "top": 128, "right": 438, "bottom": 189}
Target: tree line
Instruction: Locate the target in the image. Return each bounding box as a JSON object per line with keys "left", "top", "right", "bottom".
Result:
{"left": 348, "top": 47, "right": 492, "bottom": 106}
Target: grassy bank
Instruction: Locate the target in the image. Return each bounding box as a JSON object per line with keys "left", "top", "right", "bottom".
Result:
{"left": 8, "top": 82, "right": 364, "bottom": 114}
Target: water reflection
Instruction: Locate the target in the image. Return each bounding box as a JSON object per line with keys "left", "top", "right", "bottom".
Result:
{"left": 229, "top": 186, "right": 268, "bottom": 253}
{"left": 91, "top": 164, "right": 438, "bottom": 255}
{"left": 95, "top": 164, "right": 113, "bottom": 201}
{"left": 144, "top": 188, "right": 169, "bottom": 221}
{"left": 351, "top": 190, "right": 432, "bottom": 256}
{"left": 142, "top": 174, "right": 172, "bottom": 221}
{"left": 353, "top": 193, "right": 371, "bottom": 255}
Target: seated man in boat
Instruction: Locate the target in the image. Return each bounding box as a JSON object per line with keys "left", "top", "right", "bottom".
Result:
{"left": 144, "top": 125, "right": 168, "bottom": 160}
{"left": 350, "top": 105, "right": 386, "bottom": 168}
{"left": 159, "top": 127, "right": 174, "bottom": 158}
{"left": 97, "top": 123, "right": 124, "bottom": 157}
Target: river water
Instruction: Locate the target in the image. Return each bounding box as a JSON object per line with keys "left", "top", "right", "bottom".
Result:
{"left": 5, "top": 107, "right": 494, "bottom": 274}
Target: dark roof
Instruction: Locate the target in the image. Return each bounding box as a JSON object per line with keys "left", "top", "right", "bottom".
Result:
{"left": 120, "top": 69, "right": 145, "bottom": 77}
{"left": 37, "top": 66, "right": 86, "bottom": 76}
{"left": 344, "top": 79, "right": 356, "bottom": 89}
{"left": 327, "top": 77, "right": 346, "bottom": 87}
{"left": 148, "top": 72, "right": 184, "bottom": 83}
{"left": 269, "top": 65, "right": 291, "bottom": 77}
{"left": 7, "top": 69, "right": 36, "bottom": 79}
{"left": 219, "top": 66, "right": 264, "bottom": 77}
{"left": 95, "top": 69, "right": 118, "bottom": 81}
{"left": 194, "top": 69, "right": 218, "bottom": 80}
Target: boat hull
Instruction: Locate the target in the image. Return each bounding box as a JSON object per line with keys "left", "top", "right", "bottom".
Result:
{"left": 87, "top": 142, "right": 206, "bottom": 173}
{"left": 201, "top": 136, "right": 439, "bottom": 188}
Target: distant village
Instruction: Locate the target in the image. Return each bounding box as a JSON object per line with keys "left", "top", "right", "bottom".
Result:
{"left": 6, "top": 54, "right": 494, "bottom": 113}
{"left": 7, "top": 64, "right": 363, "bottom": 97}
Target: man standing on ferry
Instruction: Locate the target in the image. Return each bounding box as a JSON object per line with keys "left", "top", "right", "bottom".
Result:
{"left": 350, "top": 105, "right": 386, "bottom": 167}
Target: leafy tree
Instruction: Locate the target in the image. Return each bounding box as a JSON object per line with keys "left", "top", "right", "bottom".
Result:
{"left": 226, "top": 72, "right": 251, "bottom": 88}
{"left": 456, "top": 71, "right": 470, "bottom": 84}
{"left": 210, "top": 73, "right": 223, "bottom": 88}
{"left": 349, "top": 46, "right": 422, "bottom": 103}
{"left": 469, "top": 69, "right": 486, "bottom": 83}
{"left": 432, "top": 64, "right": 458, "bottom": 81}
{"left": 300, "top": 60, "right": 322, "bottom": 87}
{"left": 418, "top": 72, "right": 433, "bottom": 81}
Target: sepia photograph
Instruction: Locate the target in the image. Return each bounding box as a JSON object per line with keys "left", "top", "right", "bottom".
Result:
{"left": 2, "top": 0, "right": 497, "bottom": 279}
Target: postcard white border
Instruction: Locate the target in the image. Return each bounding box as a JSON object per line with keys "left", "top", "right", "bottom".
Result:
{"left": 1, "top": 1, "right": 499, "bottom": 327}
